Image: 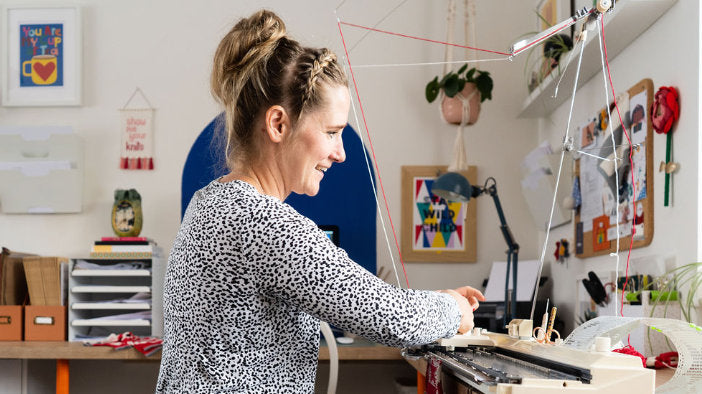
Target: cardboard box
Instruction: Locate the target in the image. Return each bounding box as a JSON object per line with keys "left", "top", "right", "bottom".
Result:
{"left": 1, "top": 248, "right": 34, "bottom": 305}
{"left": 24, "top": 305, "right": 66, "bottom": 341}
{"left": 0, "top": 305, "right": 23, "bottom": 341}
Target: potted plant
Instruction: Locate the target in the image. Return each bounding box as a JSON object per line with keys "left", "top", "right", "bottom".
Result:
{"left": 425, "top": 64, "right": 493, "bottom": 125}
{"left": 627, "top": 262, "right": 702, "bottom": 353}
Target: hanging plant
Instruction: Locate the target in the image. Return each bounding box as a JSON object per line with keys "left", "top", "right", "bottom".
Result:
{"left": 425, "top": 64, "right": 493, "bottom": 125}
{"left": 425, "top": 64, "right": 493, "bottom": 103}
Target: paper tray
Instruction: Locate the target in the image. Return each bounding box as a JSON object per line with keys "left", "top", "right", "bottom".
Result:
{"left": 0, "top": 131, "right": 83, "bottom": 214}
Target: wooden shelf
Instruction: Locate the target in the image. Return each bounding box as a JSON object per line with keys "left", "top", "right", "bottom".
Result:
{"left": 0, "top": 341, "right": 160, "bottom": 360}
{"left": 0, "top": 339, "right": 401, "bottom": 361}
{"left": 518, "top": 0, "right": 677, "bottom": 118}
{"left": 319, "top": 339, "right": 402, "bottom": 361}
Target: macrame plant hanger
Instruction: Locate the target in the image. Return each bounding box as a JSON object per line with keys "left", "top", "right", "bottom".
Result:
{"left": 441, "top": 0, "right": 477, "bottom": 173}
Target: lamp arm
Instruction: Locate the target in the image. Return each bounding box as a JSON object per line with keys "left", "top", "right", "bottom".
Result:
{"left": 478, "top": 179, "right": 521, "bottom": 324}
{"left": 484, "top": 183, "right": 519, "bottom": 253}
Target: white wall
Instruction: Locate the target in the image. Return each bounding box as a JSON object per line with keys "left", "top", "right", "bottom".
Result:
{"left": 537, "top": 0, "right": 700, "bottom": 334}
{"left": 344, "top": 1, "right": 538, "bottom": 292}
{"left": 14, "top": 0, "right": 695, "bottom": 392}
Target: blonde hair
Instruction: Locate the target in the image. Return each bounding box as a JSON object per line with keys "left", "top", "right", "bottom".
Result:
{"left": 211, "top": 9, "right": 348, "bottom": 168}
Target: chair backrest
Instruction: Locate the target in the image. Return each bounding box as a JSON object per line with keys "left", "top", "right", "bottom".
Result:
{"left": 181, "top": 114, "right": 377, "bottom": 273}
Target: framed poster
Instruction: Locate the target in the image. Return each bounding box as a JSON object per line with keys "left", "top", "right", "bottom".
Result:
{"left": 537, "top": 0, "right": 559, "bottom": 30}
{"left": 1, "top": 5, "right": 82, "bottom": 106}
{"left": 401, "top": 165, "right": 477, "bottom": 263}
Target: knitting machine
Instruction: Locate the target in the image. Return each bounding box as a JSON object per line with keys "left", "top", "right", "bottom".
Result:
{"left": 406, "top": 319, "right": 657, "bottom": 393}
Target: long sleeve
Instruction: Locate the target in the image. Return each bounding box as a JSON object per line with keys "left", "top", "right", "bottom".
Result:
{"left": 157, "top": 180, "right": 462, "bottom": 393}
{"left": 254, "top": 203, "right": 462, "bottom": 346}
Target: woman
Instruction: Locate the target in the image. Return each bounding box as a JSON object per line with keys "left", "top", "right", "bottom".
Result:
{"left": 156, "top": 9, "right": 484, "bottom": 393}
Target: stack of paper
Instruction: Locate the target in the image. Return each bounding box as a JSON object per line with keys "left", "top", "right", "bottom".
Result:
{"left": 22, "top": 256, "right": 69, "bottom": 306}
{"left": 89, "top": 237, "right": 154, "bottom": 259}
{"left": 0, "top": 247, "right": 36, "bottom": 305}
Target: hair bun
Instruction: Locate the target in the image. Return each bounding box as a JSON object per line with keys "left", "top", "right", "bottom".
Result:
{"left": 211, "top": 10, "right": 287, "bottom": 106}
{"left": 241, "top": 9, "right": 287, "bottom": 53}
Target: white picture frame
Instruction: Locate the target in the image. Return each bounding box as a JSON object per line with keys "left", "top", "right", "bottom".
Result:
{"left": 1, "top": 5, "right": 82, "bottom": 106}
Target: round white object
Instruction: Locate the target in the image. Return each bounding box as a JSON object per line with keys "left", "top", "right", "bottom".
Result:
{"left": 336, "top": 336, "right": 354, "bottom": 345}
{"left": 595, "top": 336, "right": 611, "bottom": 352}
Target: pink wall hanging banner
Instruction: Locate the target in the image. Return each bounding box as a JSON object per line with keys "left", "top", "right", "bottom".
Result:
{"left": 119, "top": 88, "right": 155, "bottom": 170}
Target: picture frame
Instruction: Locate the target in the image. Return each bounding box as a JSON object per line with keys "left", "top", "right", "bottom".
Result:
{"left": 400, "top": 165, "right": 477, "bottom": 263}
{"left": 536, "top": 0, "right": 559, "bottom": 31}
{"left": 1, "top": 5, "right": 82, "bottom": 106}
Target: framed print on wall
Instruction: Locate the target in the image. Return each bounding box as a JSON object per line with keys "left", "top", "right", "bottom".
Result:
{"left": 536, "top": 0, "right": 559, "bottom": 30}
{"left": 1, "top": 5, "right": 82, "bottom": 106}
{"left": 400, "top": 165, "right": 477, "bottom": 263}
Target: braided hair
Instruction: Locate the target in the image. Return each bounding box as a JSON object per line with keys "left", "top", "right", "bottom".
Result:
{"left": 211, "top": 10, "right": 347, "bottom": 169}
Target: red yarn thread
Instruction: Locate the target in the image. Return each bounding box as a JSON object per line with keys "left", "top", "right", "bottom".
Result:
{"left": 613, "top": 346, "right": 647, "bottom": 368}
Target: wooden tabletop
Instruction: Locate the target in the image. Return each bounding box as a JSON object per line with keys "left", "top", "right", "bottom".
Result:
{"left": 0, "top": 339, "right": 402, "bottom": 361}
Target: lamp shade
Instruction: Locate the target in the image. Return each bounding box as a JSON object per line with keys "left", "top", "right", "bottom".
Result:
{"left": 432, "top": 172, "right": 472, "bottom": 202}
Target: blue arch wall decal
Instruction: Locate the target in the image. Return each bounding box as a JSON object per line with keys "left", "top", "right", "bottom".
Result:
{"left": 181, "top": 114, "right": 377, "bottom": 274}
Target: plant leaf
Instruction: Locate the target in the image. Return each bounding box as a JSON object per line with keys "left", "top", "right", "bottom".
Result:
{"left": 425, "top": 77, "right": 439, "bottom": 103}
{"left": 465, "top": 67, "right": 476, "bottom": 81}
{"left": 457, "top": 79, "right": 466, "bottom": 93}
{"left": 457, "top": 63, "right": 468, "bottom": 75}
{"left": 439, "top": 73, "right": 452, "bottom": 86}
{"left": 443, "top": 74, "right": 460, "bottom": 97}
{"left": 475, "top": 72, "right": 493, "bottom": 102}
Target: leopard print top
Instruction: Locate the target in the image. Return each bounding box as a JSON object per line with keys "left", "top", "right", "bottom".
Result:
{"left": 156, "top": 180, "right": 461, "bottom": 393}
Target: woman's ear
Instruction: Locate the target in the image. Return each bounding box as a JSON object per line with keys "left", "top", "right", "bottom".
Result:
{"left": 264, "top": 105, "right": 290, "bottom": 143}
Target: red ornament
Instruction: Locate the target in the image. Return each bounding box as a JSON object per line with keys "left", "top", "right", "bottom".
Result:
{"left": 650, "top": 86, "right": 680, "bottom": 134}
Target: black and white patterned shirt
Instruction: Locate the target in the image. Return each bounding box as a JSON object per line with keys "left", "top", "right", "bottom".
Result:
{"left": 156, "top": 180, "right": 461, "bottom": 393}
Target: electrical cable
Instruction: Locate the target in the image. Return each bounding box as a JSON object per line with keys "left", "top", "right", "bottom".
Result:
{"left": 600, "top": 13, "right": 637, "bottom": 319}
{"left": 339, "top": 21, "right": 512, "bottom": 56}
{"left": 337, "top": 17, "right": 411, "bottom": 289}
{"left": 596, "top": 15, "right": 621, "bottom": 316}
{"left": 345, "top": 69, "right": 404, "bottom": 289}
{"left": 347, "top": 0, "right": 410, "bottom": 53}
{"left": 351, "top": 57, "right": 511, "bottom": 69}
{"left": 530, "top": 23, "right": 587, "bottom": 321}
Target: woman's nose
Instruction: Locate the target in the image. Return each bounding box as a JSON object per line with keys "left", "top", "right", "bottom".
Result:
{"left": 331, "top": 139, "right": 346, "bottom": 163}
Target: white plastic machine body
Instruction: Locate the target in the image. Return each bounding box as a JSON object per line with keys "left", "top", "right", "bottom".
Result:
{"left": 426, "top": 326, "right": 655, "bottom": 393}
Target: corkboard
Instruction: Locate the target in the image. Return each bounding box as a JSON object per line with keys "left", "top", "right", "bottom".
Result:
{"left": 401, "top": 165, "right": 477, "bottom": 262}
{"left": 574, "top": 78, "right": 654, "bottom": 258}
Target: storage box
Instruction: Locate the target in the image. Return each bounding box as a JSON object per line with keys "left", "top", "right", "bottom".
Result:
{"left": 0, "top": 305, "right": 23, "bottom": 341}
{"left": 24, "top": 305, "right": 66, "bottom": 341}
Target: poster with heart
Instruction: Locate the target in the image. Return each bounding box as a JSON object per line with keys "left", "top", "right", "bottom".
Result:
{"left": 1, "top": 6, "right": 81, "bottom": 106}
{"left": 19, "top": 24, "right": 64, "bottom": 87}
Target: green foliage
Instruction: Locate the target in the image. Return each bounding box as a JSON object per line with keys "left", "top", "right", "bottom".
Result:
{"left": 644, "top": 263, "right": 702, "bottom": 323}
{"left": 628, "top": 262, "right": 702, "bottom": 353}
{"left": 576, "top": 309, "right": 598, "bottom": 326}
{"left": 425, "top": 64, "right": 493, "bottom": 103}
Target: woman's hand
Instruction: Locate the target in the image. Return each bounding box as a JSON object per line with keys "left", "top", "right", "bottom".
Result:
{"left": 438, "top": 286, "right": 486, "bottom": 334}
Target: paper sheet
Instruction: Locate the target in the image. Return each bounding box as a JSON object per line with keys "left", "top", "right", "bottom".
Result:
{"left": 564, "top": 316, "right": 702, "bottom": 394}
{"left": 579, "top": 154, "right": 604, "bottom": 232}
{"left": 483, "top": 260, "right": 540, "bottom": 302}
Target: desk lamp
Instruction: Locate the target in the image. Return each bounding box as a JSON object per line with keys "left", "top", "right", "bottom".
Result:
{"left": 433, "top": 175, "right": 519, "bottom": 326}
